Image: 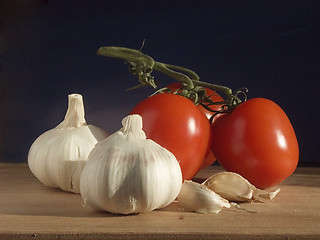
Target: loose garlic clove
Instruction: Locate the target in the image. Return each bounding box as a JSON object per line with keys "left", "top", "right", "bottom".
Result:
{"left": 202, "top": 172, "right": 254, "bottom": 202}
{"left": 177, "top": 180, "right": 230, "bottom": 214}
{"left": 203, "top": 172, "right": 280, "bottom": 202}
{"left": 28, "top": 94, "right": 108, "bottom": 193}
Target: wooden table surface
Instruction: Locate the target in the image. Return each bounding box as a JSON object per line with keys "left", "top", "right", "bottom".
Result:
{"left": 1, "top": 163, "right": 320, "bottom": 240}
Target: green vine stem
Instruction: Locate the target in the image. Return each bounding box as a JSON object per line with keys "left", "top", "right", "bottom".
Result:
{"left": 97, "top": 47, "right": 199, "bottom": 91}
{"left": 97, "top": 46, "right": 248, "bottom": 113}
{"left": 154, "top": 62, "right": 200, "bottom": 90}
{"left": 97, "top": 47, "right": 157, "bottom": 89}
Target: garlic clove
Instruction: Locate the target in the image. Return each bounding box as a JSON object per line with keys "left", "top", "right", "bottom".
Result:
{"left": 202, "top": 172, "right": 255, "bottom": 202}
{"left": 202, "top": 172, "right": 280, "bottom": 202}
{"left": 177, "top": 180, "right": 230, "bottom": 214}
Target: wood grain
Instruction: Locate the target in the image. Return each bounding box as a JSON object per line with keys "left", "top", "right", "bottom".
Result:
{"left": 1, "top": 163, "right": 320, "bottom": 240}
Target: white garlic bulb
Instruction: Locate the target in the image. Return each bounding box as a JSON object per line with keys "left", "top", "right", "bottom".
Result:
{"left": 177, "top": 180, "right": 230, "bottom": 214}
{"left": 203, "top": 172, "right": 280, "bottom": 202}
{"left": 80, "top": 114, "right": 182, "bottom": 214}
{"left": 28, "top": 94, "right": 108, "bottom": 193}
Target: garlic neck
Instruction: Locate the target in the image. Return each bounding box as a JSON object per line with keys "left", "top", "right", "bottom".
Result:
{"left": 56, "top": 94, "right": 87, "bottom": 128}
{"left": 121, "top": 114, "right": 146, "bottom": 139}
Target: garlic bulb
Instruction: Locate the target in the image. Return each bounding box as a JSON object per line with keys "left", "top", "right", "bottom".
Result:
{"left": 203, "top": 172, "right": 280, "bottom": 202}
{"left": 80, "top": 114, "right": 182, "bottom": 214}
{"left": 28, "top": 94, "right": 108, "bottom": 193}
{"left": 177, "top": 180, "right": 230, "bottom": 214}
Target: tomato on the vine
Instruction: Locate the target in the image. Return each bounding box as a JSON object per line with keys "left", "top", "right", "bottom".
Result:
{"left": 211, "top": 98, "right": 299, "bottom": 189}
{"left": 166, "top": 83, "right": 224, "bottom": 169}
{"left": 98, "top": 45, "right": 299, "bottom": 188}
{"left": 130, "top": 93, "right": 212, "bottom": 180}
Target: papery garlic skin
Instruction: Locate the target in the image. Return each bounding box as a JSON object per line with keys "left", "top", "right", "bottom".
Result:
{"left": 177, "top": 180, "right": 230, "bottom": 214}
{"left": 80, "top": 114, "right": 182, "bottom": 214}
{"left": 28, "top": 94, "right": 108, "bottom": 193}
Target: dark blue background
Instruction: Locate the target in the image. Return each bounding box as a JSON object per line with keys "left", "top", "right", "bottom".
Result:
{"left": 1, "top": 0, "right": 319, "bottom": 164}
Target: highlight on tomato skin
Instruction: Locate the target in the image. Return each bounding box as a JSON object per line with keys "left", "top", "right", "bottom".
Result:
{"left": 130, "top": 93, "right": 213, "bottom": 180}
{"left": 210, "top": 98, "right": 299, "bottom": 189}
{"left": 165, "top": 83, "right": 224, "bottom": 169}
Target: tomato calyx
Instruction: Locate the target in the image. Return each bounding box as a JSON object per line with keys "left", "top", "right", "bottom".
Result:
{"left": 197, "top": 84, "right": 248, "bottom": 115}
{"left": 97, "top": 45, "right": 248, "bottom": 114}
{"left": 154, "top": 83, "right": 248, "bottom": 116}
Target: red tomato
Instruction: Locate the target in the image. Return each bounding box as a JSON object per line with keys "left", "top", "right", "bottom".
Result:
{"left": 211, "top": 98, "right": 299, "bottom": 189}
{"left": 130, "top": 93, "right": 212, "bottom": 180}
{"left": 166, "top": 83, "right": 224, "bottom": 169}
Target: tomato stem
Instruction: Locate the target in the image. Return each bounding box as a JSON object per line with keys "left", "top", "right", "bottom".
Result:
{"left": 97, "top": 46, "right": 200, "bottom": 91}
{"left": 97, "top": 46, "right": 248, "bottom": 112}
{"left": 97, "top": 46, "right": 157, "bottom": 89}
{"left": 192, "top": 80, "right": 248, "bottom": 110}
{"left": 154, "top": 62, "right": 199, "bottom": 91}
